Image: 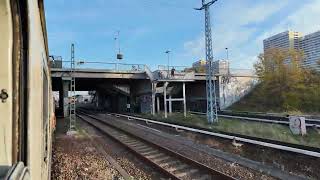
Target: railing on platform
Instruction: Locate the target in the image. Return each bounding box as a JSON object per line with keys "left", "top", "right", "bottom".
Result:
{"left": 157, "top": 65, "right": 255, "bottom": 77}
{"left": 49, "top": 58, "right": 256, "bottom": 78}
{"left": 154, "top": 70, "right": 195, "bottom": 80}
{"left": 155, "top": 65, "right": 195, "bottom": 80}
{"left": 195, "top": 68, "right": 256, "bottom": 77}
{"left": 158, "top": 65, "right": 190, "bottom": 73}
{"left": 228, "top": 68, "right": 256, "bottom": 76}
{"left": 50, "top": 60, "right": 146, "bottom": 73}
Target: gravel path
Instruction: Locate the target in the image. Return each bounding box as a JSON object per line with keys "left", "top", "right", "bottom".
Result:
{"left": 51, "top": 118, "right": 123, "bottom": 180}
{"left": 51, "top": 134, "right": 122, "bottom": 180}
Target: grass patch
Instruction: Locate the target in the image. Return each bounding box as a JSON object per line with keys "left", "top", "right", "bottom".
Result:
{"left": 73, "top": 121, "right": 90, "bottom": 138}
{"left": 135, "top": 112, "right": 320, "bottom": 148}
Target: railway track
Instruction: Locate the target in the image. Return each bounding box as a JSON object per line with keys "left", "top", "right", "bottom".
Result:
{"left": 190, "top": 111, "right": 320, "bottom": 128}
{"left": 77, "top": 111, "right": 234, "bottom": 180}
{"left": 102, "top": 112, "right": 320, "bottom": 158}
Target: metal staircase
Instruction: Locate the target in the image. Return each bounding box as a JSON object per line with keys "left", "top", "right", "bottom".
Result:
{"left": 144, "top": 65, "right": 155, "bottom": 81}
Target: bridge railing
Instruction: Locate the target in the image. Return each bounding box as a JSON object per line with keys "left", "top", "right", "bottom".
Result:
{"left": 158, "top": 65, "right": 190, "bottom": 73}
{"left": 154, "top": 70, "right": 195, "bottom": 80}
{"left": 229, "top": 68, "right": 256, "bottom": 76}
{"left": 50, "top": 60, "right": 146, "bottom": 72}
{"left": 217, "top": 68, "right": 256, "bottom": 77}
{"left": 194, "top": 68, "right": 256, "bottom": 77}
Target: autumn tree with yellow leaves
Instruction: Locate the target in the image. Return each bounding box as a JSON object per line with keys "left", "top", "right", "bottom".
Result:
{"left": 232, "top": 48, "right": 320, "bottom": 113}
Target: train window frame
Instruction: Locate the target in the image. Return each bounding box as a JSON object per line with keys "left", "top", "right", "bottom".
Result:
{"left": 42, "top": 55, "right": 49, "bottom": 164}
{"left": 38, "top": 0, "right": 49, "bottom": 59}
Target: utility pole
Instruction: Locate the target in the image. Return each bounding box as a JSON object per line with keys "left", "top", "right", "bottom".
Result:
{"left": 115, "top": 31, "right": 123, "bottom": 60}
{"left": 69, "top": 43, "right": 76, "bottom": 132}
{"left": 195, "top": 0, "right": 219, "bottom": 123}
{"left": 225, "top": 47, "right": 229, "bottom": 60}
{"left": 165, "top": 50, "right": 170, "bottom": 78}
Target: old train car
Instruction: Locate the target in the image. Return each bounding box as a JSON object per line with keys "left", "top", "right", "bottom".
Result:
{"left": 0, "top": 0, "right": 55, "bottom": 179}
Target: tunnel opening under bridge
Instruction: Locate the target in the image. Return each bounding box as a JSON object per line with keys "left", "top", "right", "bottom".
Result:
{"left": 51, "top": 77, "right": 154, "bottom": 117}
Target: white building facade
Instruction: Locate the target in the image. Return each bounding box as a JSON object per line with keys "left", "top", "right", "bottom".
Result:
{"left": 263, "top": 30, "right": 320, "bottom": 71}
{"left": 263, "top": 31, "right": 302, "bottom": 51}
{"left": 300, "top": 31, "right": 320, "bottom": 71}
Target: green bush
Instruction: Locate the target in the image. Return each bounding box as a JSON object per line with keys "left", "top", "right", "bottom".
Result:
{"left": 230, "top": 48, "right": 320, "bottom": 114}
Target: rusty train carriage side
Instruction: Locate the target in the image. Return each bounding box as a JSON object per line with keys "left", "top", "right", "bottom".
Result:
{"left": 0, "top": 0, "right": 54, "bottom": 179}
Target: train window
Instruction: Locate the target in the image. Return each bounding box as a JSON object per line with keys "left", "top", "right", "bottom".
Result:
{"left": 42, "top": 68, "right": 49, "bottom": 162}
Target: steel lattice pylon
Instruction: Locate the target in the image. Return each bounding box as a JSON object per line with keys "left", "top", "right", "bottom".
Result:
{"left": 69, "top": 43, "right": 76, "bottom": 130}
{"left": 195, "top": 0, "right": 219, "bottom": 123}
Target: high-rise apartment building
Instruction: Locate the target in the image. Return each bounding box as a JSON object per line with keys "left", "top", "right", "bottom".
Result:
{"left": 263, "top": 30, "right": 320, "bottom": 71}
{"left": 263, "top": 31, "right": 302, "bottom": 52}
{"left": 300, "top": 31, "right": 320, "bottom": 71}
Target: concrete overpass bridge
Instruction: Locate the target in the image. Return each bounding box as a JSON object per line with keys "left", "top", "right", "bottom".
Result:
{"left": 50, "top": 61, "right": 257, "bottom": 117}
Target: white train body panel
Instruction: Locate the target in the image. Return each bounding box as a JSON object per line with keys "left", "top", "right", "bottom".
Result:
{"left": 0, "top": 0, "right": 14, "bottom": 166}
{"left": 0, "top": 0, "right": 54, "bottom": 179}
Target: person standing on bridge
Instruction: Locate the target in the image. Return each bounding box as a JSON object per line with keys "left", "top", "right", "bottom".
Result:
{"left": 171, "top": 67, "right": 175, "bottom": 78}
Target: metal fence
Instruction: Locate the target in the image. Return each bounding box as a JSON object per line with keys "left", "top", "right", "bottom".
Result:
{"left": 158, "top": 65, "right": 190, "bottom": 73}
{"left": 49, "top": 59, "right": 255, "bottom": 77}
{"left": 227, "top": 68, "right": 256, "bottom": 76}
{"left": 194, "top": 68, "right": 256, "bottom": 76}
{"left": 50, "top": 60, "right": 146, "bottom": 72}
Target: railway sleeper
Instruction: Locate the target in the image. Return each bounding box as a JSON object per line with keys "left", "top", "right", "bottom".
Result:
{"left": 153, "top": 156, "right": 172, "bottom": 163}
{"left": 167, "top": 164, "right": 188, "bottom": 172}
{"left": 130, "top": 144, "right": 149, "bottom": 149}
{"left": 195, "top": 174, "right": 210, "bottom": 180}
{"left": 146, "top": 153, "right": 166, "bottom": 159}
{"left": 134, "top": 146, "right": 153, "bottom": 152}
{"left": 140, "top": 150, "right": 159, "bottom": 156}
{"left": 125, "top": 141, "right": 142, "bottom": 146}
{"left": 78, "top": 113, "right": 235, "bottom": 180}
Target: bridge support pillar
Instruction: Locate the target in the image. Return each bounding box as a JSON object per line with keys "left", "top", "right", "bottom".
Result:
{"left": 169, "top": 95, "right": 172, "bottom": 114}
{"left": 151, "top": 82, "right": 156, "bottom": 115}
{"left": 95, "top": 91, "right": 99, "bottom": 108}
{"left": 164, "top": 82, "right": 168, "bottom": 118}
{"left": 156, "top": 96, "right": 160, "bottom": 113}
{"left": 183, "top": 82, "right": 186, "bottom": 117}
{"left": 62, "top": 79, "right": 70, "bottom": 117}
{"left": 58, "top": 88, "right": 63, "bottom": 116}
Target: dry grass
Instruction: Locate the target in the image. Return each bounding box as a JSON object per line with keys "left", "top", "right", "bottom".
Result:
{"left": 137, "top": 112, "right": 320, "bottom": 148}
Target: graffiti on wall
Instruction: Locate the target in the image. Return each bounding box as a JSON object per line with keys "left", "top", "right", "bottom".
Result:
{"left": 140, "top": 94, "right": 152, "bottom": 113}
{"left": 220, "top": 76, "right": 258, "bottom": 109}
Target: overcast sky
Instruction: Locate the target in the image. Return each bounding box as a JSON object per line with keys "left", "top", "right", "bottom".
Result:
{"left": 45, "top": 0, "right": 320, "bottom": 70}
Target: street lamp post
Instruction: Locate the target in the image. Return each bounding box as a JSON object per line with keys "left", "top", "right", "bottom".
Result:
{"left": 165, "top": 50, "right": 170, "bottom": 78}
{"left": 225, "top": 48, "right": 229, "bottom": 60}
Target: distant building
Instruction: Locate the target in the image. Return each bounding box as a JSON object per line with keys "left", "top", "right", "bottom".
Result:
{"left": 263, "top": 31, "right": 302, "bottom": 52}
{"left": 49, "top": 55, "right": 63, "bottom": 68}
{"left": 263, "top": 30, "right": 320, "bottom": 71}
{"left": 192, "top": 60, "right": 206, "bottom": 68}
{"left": 192, "top": 59, "right": 230, "bottom": 74}
{"left": 213, "top": 60, "right": 230, "bottom": 75}
{"left": 300, "top": 31, "right": 320, "bottom": 71}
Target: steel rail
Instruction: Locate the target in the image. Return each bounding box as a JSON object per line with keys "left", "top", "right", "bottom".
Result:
{"left": 222, "top": 110, "right": 320, "bottom": 121}
{"left": 109, "top": 112, "right": 320, "bottom": 158}
{"left": 77, "top": 114, "right": 181, "bottom": 179}
{"left": 190, "top": 111, "right": 320, "bottom": 128}
{"left": 77, "top": 111, "right": 234, "bottom": 180}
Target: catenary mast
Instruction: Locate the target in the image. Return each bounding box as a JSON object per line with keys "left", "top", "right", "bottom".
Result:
{"left": 69, "top": 43, "right": 76, "bottom": 131}
{"left": 195, "top": 0, "right": 219, "bottom": 123}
